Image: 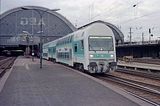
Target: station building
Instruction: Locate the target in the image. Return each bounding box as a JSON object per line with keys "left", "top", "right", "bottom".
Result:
{"left": 0, "top": 6, "right": 124, "bottom": 56}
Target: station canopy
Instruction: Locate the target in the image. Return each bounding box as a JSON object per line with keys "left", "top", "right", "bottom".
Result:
{"left": 0, "top": 6, "right": 77, "bottom": 46}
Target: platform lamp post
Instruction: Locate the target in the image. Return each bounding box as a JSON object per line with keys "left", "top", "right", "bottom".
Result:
{"left": 21, "top": 7, "right": 60, "bottom": 68}
{"left": 0, "top": 0, "right": 1, "bottom": 41}
{"left": 22, "top": 31, "right": 33, "bottom": 57}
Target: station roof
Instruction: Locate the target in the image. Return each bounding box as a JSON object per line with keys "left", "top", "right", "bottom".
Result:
{"left": 0, "top": 6, "right": 77, "bottom": 46}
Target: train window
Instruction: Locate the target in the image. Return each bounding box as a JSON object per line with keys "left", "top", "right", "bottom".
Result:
{"left": 67, "top": 53, "right": 69, "bottom": 59}
{"left": 64, "top": 53, "right": 66, "bottom": 58}
{"left": 82, "top": 32, "right": 84, "bottom": 37}
{"left": 70, "top": 35, "right": 73, "bottom": 42}
{"left": 68, "top": 37, "right": 70, "bottom": 43}
{"left": 74, "top": 44, "right": 77, "bottom": 52}
{"left": 43, "top": 53, "right": 48, "bottom": 57}
{"left": 53, "top": 47, "right": 55, "bottom": 53}
{"left": 81, "top": 40, "right": 84, "bottom": 49}
{"left": 69, "top": 49, "right": 72, "bottom": 59}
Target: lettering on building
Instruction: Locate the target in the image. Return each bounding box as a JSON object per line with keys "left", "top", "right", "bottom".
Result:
{"left": 20, "top": 17, "right": 45, "bottom": 26}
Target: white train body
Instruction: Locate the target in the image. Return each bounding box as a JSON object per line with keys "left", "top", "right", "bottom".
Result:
{"left": 42, "top": 43, "right": 49, "bottom": 60}
{"left": 43, "top": 23, "right": 117, "bottom": 73}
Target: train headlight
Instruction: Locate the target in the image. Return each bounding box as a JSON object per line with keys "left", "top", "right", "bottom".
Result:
{"left": 110, "top": 54, "right": 114, "bottom": 58}
{"left": 90, "top": 54, "right": 94, "bottom": 58}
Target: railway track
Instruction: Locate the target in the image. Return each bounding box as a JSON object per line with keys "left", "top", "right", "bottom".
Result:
{"left": 119, "top": 58, "right": 160, "bottom": 65}
{"left": 0, "top": 57, "right": 16, "bottom": 78}
{"left": 0, "top": 56, "right": 7, "bottom": 61}
{"left": 133, "top": 58, "right": 160, "bottom": 65}
{"left": 116, "top": 67, "right": 160, "bottom": 80}
{"left": 95, "top": 74, "right": 160, "bottom": 106}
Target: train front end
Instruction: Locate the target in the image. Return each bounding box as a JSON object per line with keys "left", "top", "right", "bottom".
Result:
{"left": 87, "top": 36, "right": 116, "bottom": 73}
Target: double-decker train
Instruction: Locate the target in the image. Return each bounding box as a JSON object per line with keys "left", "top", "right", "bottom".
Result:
{"left": 43, "top": 22, "right": 117, "bottom": 73}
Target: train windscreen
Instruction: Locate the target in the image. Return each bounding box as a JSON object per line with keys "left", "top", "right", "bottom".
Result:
{"left": 89, "top": 36, "right": 113, "bottom": 51}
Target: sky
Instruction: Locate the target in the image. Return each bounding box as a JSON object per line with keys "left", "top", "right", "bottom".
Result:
{"left": 1, "top": 0, "right": 160, "bottom": 42}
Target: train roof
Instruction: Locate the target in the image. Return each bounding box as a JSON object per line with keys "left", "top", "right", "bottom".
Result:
{"left": 43, "top": 21, "right": 116, "bottom": 46}
{"left": 78, "top": 20, "right": 124, "bottom": 43}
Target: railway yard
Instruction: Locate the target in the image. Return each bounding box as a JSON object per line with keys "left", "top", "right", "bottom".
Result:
{"left": 0, "top": 56, "right": 159, "bottom": 106}
{"left": 1, "top": 2, "right": 160, "bottom": 106}
{"left": 95, "top": 72, "right": 160, "bottom": 105}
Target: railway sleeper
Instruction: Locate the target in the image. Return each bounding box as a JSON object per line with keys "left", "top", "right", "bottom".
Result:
{"left": 0, "top": 59, "right": 14, "bottom": 69}
{"left": 0, "top": 69, "right": 6, "bottom": 78}
{"left": 1, "top": 59, "right": 13, "bottom": 69}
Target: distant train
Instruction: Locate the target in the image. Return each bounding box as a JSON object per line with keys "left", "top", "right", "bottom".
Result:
{"left": 43, "top": 23, "right": 117, "bottom": 73}
{"left": 2, "top": 50, "right": 24, "bottom": 56}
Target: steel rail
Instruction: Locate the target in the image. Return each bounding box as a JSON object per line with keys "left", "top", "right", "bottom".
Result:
{"left": 127, "top": 90, "right": 160, "bottom": 106}
{"left": 95, "top": 74, "right": 160, "bottom": 105}
{"left": 116, "top": 67, "right": 160, "bottom": 80}
{"left": 0, "top": 57, "right": 16, "bottom": 78}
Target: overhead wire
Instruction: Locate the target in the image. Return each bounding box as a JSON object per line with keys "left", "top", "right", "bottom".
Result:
{"left": 92, "top": 0, "right": 139, "bottom": 22}
{"left": 91, "top": 0, "right": 120, "bottom": 20}
{"left": 118, "top": 10, "right": 160, "bottom": 24}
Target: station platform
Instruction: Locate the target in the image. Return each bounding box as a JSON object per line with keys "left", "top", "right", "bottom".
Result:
{"left": 118, "top": 61, "right": 160, "bottom": 71}
{"left": 0, "top": 56, "right": 153, "bottom": 106}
